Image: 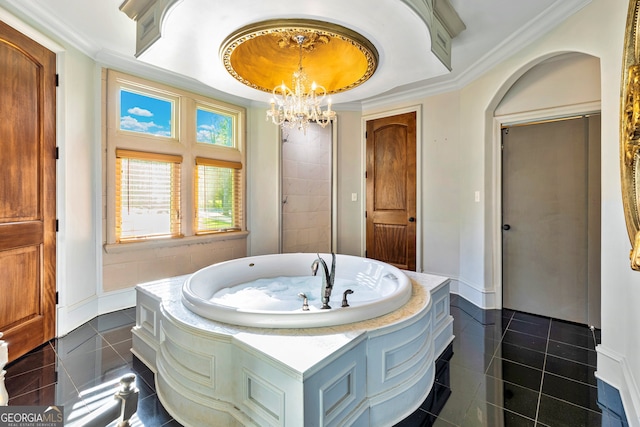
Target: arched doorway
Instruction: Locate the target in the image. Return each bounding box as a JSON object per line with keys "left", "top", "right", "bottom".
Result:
{"left": 494, "top": 53, "right": 601, "bottom": 327}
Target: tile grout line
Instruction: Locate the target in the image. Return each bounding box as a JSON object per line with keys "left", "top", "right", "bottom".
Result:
{"left": 487, "top": 310, "right": 514, "bottom": 369}
{"left": 534, "top": 318, "right": 553, "bottom": 425}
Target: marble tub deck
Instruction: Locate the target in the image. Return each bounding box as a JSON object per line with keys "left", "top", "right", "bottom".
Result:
{"left": 132, "top": 270, "right": 453, "bottom": 426}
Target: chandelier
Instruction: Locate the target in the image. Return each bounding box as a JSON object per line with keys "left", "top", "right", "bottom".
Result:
{"left": 266, "top": 35, "right": 336, "bottom": 133}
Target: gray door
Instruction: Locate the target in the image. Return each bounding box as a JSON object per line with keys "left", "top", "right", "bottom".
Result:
{"left": 502, "top": 115, "right": 601, "bottom": 326}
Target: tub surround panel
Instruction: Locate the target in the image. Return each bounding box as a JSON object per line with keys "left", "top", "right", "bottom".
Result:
{"left": 242, "top": 368, "right": 285, "bottom": 425}
{"left": 305, "top": 345, "right": 367, "bottom": 426}
{"left": 232, "top": 347, "right": 305, "bottom": 425}
{"left": 383, "top": 316, "right": 431, "bottom": 381}
{"left": 370, "top": 364, "right": 435, "bottom": 424}
{"left": 405, "top": 271, "right": 454, "bottom": 353}
{"left": 156, "top": 371, "right": 249, "bottom": 427}
{"left": 139, "top": 302, "right": 156, "bottom": 338}
{"left": 159, "top": 320, "right": 217, "bottom": 387}
{"left": 367, "top": 310, "right": 432, "bottom": 396}
{"left": 132, "top": 270, "right": 452, "bottom": 426}
{"left": 434, "top": 289, "right": 448, "bottom": 323}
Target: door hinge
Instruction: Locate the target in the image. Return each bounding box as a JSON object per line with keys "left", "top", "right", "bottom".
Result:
{"left": 365, "top": 250, "right": 368, "bottom": 257}
{"left": 55, "top": 74, "right": 59, "bottom": 87}
{"left": 55, "top": 291, "right": 59, "bottom": 304}
{"left": 365, "top": 211, "right": 367, "bottom": 218}
{"left": 55, "top": 146, "right": 59, "bottom": 159}
{"left": 365, "top": 131, "right": 368, "bottom": 138}
{"left": 364, "top": 171, "right": 368, "bottom": 179}
{"left": 56, "top": 219, "right": 59, "bottom": 232}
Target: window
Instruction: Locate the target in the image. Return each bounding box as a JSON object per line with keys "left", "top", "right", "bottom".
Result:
{"left": 195, "top": 158, "right": 242, "bottom": 233}
{"left": 105, "top": 70, "right": 245, "bottom": 246}
{"left": 196, "top": 107, "right": 234, "bottom": 147}
{"left": 120, "top": 89, "right": 175, "bottom": 138}
{"left": 115, "top": 150, "right": 182, "bottom": 241}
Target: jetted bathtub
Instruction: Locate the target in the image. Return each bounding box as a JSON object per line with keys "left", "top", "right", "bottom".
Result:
{"left": 181, "top": 253, "right": 412, "bottom": 328}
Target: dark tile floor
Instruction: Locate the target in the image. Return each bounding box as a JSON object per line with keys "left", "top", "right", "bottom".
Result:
{"left": 4, "top": 295, "right": 611, "bottom": 426}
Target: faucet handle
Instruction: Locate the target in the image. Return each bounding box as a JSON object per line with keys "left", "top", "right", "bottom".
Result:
{"left": 341, "top": 289, "right": 354, "bottom": 307}
{"left": 298, "top": 293, "right": 310, "bottom": 311}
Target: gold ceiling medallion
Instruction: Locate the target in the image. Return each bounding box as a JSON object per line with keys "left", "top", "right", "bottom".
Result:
{"left": 272, "top": 31, "right": 330, "bottom": 51}
{"left": 621, "top": 0, "right": 640, "bottom": 270}
{"left": 219, "top": 19, "right": 379, "bottom": 95}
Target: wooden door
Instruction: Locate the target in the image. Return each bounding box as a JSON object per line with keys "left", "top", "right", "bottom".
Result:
{"left": 0, "top": 20, "right": 57, "bottom": 363}
{"left": 502, "top": 116, "right": 601, "bottom": 325}
{"left": 366, "top": 112, "right": 416, "bottom": 271}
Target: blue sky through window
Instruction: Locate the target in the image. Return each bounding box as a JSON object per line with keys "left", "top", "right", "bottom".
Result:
{"left": 120, "top": 89, "right": 173, "bottom": 137}
{"left": 197, "top": 108, "right": 233, "bottom": 147}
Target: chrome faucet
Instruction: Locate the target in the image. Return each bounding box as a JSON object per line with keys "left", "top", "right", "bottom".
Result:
{"left": 311, "top": 253, "right": 336, "bottom": 309}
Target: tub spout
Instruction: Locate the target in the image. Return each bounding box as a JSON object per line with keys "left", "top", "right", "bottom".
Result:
{"left": 311, "top": 253, "right": 336, "bottom": 309}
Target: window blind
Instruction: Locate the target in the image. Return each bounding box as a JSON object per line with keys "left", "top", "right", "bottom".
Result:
{"left": 195, "top": 157, "right": 243, "bottom": 233}
{"left": 116, "top": 150, "right": 182, "bottom": 241}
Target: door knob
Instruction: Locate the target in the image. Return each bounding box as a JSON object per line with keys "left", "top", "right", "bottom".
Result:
{"left": 408, "top": 217, "right": 415, "bottom": 222}
{"left": 502, "top": 224, "right": 511, "bottom": 230}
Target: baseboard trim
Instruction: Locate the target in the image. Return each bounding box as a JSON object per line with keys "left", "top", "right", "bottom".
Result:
{"left": 596, "top": 344, "right": 639, "bottom": 427}
{"left": 57, "top": 288, "right": 136, "bottom": 336}
{"left": 98, "top": 287, "right": 136, "bottom": 315}
{"left": 57, "top": 296, "right": 98, "bottom": 336}
{"left": 449, "top": 278, "right": 497, "bottom": 310}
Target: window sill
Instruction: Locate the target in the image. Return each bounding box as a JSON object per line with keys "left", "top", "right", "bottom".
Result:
{"left": 103, "top": 230, "right": 249, "bottom": 254}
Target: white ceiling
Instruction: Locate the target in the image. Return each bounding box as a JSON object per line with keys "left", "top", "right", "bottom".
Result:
{"left": 0, "top": 0, "right": 591, "bottom": 107}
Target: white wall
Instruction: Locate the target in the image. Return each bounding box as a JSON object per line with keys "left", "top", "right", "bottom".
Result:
{"left": 56, "top": 46, "right": 101, "bottom": 334}
{"left": 336, "top": 111, "right": 364, "bottom": 256}
{"left": 247, "top": 106, "right": 281, "bottom": 255}
{"left": 495, "top": 52, "right": 601, "bottom": 116}
{"left": 457, "top": 0, "right": 639, "bottom": 422}
{"left": 420, "top": 92, "right": 461, "bottom": 279}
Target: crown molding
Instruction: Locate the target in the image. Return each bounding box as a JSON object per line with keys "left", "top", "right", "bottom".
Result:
{"left": 95, "top": 49, "right": 252, "bottom": 107}
{"left": 1, "top": 0, "right": 593, "bottom": 115}
{"left": 0, "top": 0, "right": 99, "bottom": 57}
{"left": 362, "top": 0, "right": 592, "bottom": 111}
{"left": 455, "top": 0, "right": 592, "bottom": 89}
